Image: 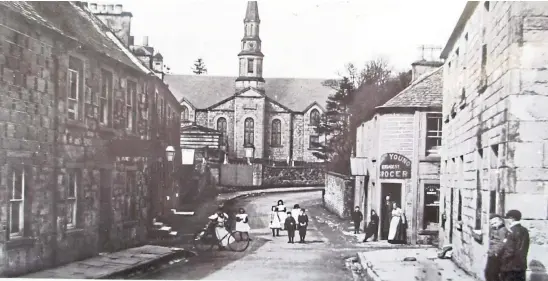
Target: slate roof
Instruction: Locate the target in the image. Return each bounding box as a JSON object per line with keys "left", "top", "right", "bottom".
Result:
{"left": 377, "top": 67, "right": 443, "bottom": 109}
{"left": 0, "top": 1, "right": 143, "bottom": 72}
{"left": 165, "top": 75, "right": 334, "bottom": 112}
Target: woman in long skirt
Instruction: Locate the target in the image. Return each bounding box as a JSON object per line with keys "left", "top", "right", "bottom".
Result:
{"left": 277, "top": 200, "right": 288, "bottom": 230}
{"left": 269, "top": 206, "right": 282, "bottom": 237}
{"left": 235, "top": 208, "right": 251, "bottom": 240}
{"left": 291, "top": 204, "right": 301, "bottom": 219}
{"left": 387, "top": 202, "right": 407, "bottom": 244}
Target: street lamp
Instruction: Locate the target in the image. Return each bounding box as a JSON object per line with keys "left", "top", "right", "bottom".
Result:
{"left": 245, "top": 145, "right": 255, "bottom": 165}
{"left": 166, "top": 146, "right": 175, "bottom": 162}
{"left": 220, "top": 140, "right": 229, "bottom": 164}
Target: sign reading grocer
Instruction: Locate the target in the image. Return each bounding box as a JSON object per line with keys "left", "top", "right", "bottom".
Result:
{"left": 379, "top": 153, "right": 412, "bottom": 179}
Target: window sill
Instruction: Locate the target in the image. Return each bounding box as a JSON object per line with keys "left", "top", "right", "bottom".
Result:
{"left": 270, "top": 145, "right": 283, "bottom": 148}
{"left": 66, "top": 120, "right": 87, "bottom": 130}
{"left": 5, "top": 236, "right": 35, "bottom": 250}
{"left": 123, "top": 220, "right": 139, "bottom": 228}
{"left": 420, "top": 155, "right": 441, "bottom": 162}
{"left": 471, "top": 228, "right": 483, "bottom": 244}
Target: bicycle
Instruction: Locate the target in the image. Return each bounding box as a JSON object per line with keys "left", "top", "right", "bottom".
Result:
{"left": 192, "top": 222, "right": 250, "bottom": 252}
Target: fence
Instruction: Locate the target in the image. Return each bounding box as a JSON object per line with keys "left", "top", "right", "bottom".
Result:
{"left": 219, "top": 163, "right": 255, "bottom": 186}
{"left": 219, "top": 162, "right": 325, "bottom": 188}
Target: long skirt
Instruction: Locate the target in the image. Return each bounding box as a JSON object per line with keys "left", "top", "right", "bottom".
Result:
{"left": 236, "top": 221, "right": 251, "bottom": 232}
{"left": 278, "top": 212, "right": 288, "bottom": 230}
{"left": 215, "top": 226, "right": 231, "bottom": 247}
{"left": 387, "top": 216, "right": 406, "bottom": 244}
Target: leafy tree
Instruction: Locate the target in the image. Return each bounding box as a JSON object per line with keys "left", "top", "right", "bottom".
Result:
{"left": 192, "top": 58, "right": 208, "bottom": 75}
{"left": 314, "top": 58, "right": 412, "bottom": 174}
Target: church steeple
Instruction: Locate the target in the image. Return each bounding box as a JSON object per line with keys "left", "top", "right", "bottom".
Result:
{"left": 236, "top": 1, "right": 265, "bottom": 91}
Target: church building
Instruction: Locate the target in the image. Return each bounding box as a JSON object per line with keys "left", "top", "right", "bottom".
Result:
{"left": 165, "top": 1, "right": 333, "bottom": 163}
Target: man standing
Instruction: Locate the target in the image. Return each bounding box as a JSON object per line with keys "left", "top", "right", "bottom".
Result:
{"left": 485, "top": 214, "right": 508, "bottom": 281}
{"left": 499, "top": 209, "right": 530, "bottom": 281}
{"left": 352, "top": 206, "right": 364, "bottom": 234}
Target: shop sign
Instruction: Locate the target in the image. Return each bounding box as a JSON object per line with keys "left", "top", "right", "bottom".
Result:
{"left": 379, "top": 153, "right": 412, "bottom": 179}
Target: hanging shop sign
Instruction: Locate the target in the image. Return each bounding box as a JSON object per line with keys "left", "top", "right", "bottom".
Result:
{"left": 379, "top": 153, "right": 412, "bottom": 179}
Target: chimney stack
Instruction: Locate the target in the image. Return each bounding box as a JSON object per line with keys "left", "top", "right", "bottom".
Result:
{"left": 114, "top": 4, "right": 123, "bottom": 14}
{"left": 143, "top": 36, "right": 149, "bottom": 47}
{"left": 411, "top": 45, "right": 443, "bottom": 82}
{"left": 106, "top": 4, "right": 114, "bottom": 13}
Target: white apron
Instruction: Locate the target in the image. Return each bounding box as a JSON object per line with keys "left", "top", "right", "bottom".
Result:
{"left": 277, "top": 205, "right": 288, "bottom": 229}
{"left": 291, "top": 209, "right": 301, "bottom": 220}
{"left": 235, "top": 214, "right": 251, "bottom": 232}
{"left": 387, "top": 208, "right": 405, "bottom": 240}
{"left": 209, "top": 213, "right": 231, "bottom": 246}
{"left": 269, "top": 211, "right": 282, "bottom": 229}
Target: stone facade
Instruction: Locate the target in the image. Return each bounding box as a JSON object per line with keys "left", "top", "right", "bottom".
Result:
{"left": 324, "top": 172, "right": 354, "bottom": 219}
{"left": 0, "top": 2, "right": 180, "bottom": 276}
{"left": 354, "top": 63, "right": 443, "bottom": 245}
{"left": 439, "top": 1, "right": 548, "bottom": 279}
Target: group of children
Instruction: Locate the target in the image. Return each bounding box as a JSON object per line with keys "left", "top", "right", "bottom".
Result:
{"left": 269, "top": 200, "right": 309, "bottom": 244}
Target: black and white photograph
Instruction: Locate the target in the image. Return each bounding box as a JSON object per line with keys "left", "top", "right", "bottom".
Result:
{"left": 0, "top": 1, "right": 546, "bottom": 280}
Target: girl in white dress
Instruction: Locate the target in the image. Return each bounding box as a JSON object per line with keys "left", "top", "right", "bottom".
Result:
{"left": 291, "top": 204, "right": 301, "bottom": 220}
{"left": 235, "top": 208, "right": 251, "bottom": 240}
{"left": 277, "top": 200, "right": 288, "bottom": 230}
{"left": 269, "top": 206, "right": 282, "bottom": 236}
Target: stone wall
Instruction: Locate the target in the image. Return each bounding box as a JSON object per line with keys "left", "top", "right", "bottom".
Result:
{"left": 440, "top": 1, "right": 548, "bottom": 278}
{"left": 262, "top": 165, "right": 325, "bottom": 187}
{"left": 324, "top": 172, "right": 354, "bottom": 219}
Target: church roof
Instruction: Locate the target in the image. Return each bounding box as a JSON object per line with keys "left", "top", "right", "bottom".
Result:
{"left": 165, "top": 75, "right": 333, "bottom": 112}
{"left": 377, "top": 67, "right": 443, "bottom": 109}
{"left": 244, "top": 1, "right": 260, "bottom": 23}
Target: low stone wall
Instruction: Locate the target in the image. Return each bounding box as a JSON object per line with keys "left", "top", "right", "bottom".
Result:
{"left": 323, "top": 171, "right": 354, "bottom": 219}
{"left": 261, "top": 165, "right": 325, "bottom": 187}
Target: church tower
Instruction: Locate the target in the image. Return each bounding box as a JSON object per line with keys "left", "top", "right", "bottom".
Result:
{"left": 235, "top": 1, "right": 265, "bottom": 91}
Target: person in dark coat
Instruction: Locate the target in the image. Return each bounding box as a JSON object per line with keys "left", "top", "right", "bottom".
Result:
{"left": 352, "top": 206, "right": 364, "bottom": 234}
{"left": 284, "top": 212, "right": 297, "bottom": 243}
{"left": 363, "top": 209, "right": 379, "bottom": 242}
{"left": 485, "top": 213, "right": 509, "bottom": 281}
{"left": 297, "top": 208, "right": 309, "bottom": 243}
{"left": 498, "top": 209, "right": 530, "bottom": 281}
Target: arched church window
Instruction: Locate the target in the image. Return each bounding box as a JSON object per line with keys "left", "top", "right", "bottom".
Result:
{"left": 271, "top": 119, "right": 281, "bottom": 147}
{"left": 217, "top": 117, "right": 228, "bottom": 145}
{"left": 310, "top": 109, "right": 320, "bottom": 126}
{"left": 244, "top": 117, "right": 254, "bottom": 146}
{"left": 181, "top": 105, "right": 189, "bottom": 121}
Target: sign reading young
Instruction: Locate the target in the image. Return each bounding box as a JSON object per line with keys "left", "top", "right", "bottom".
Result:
{"left": 379, "top": 153, "right": 412, "bottom": 179}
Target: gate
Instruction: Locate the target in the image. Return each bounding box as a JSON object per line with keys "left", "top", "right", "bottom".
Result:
{"left": 220, "top": 164, "right": 254, "bottom": 186}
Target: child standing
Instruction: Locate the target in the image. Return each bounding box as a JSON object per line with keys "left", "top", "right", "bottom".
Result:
{"left": 269, "top": 206, "right": 281, "bottom": 237}
{"left": 284, "top": 212, "right": 297, "bottom": 243}
{"left": 352, "top": 206, "right": 364, "bottom": 234}
{"left": 235, "top": 208, "right": 251, "bottom": 240}
{"left": 297, "top": 208, "right": 309, "bottom": 243}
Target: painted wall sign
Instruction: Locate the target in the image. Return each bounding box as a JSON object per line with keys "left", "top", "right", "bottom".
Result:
{"left": 379, "top": 153, "right": 412, "bottom": 179}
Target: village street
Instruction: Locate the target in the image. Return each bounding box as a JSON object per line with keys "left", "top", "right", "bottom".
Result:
{"left": 136, "top": 191, "right": 366, "bottom": 281}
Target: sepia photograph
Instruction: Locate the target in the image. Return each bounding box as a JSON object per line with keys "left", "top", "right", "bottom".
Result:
{"left": 0, "top": 0, "right": 546, "bottom": 280}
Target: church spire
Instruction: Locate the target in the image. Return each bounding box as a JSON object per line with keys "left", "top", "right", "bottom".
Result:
{"left": 236, "top": 1, "right": 265, "bottom": 91}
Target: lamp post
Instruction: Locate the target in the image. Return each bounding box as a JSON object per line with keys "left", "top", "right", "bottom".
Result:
{"left": 220, "top": 141, "right": 228, "bottom": 165}
{"left": 245, "top": 145, "right": 255, "bottom": 165}
{"left": 165, "top": 145, "right": 176, "bottom": 214}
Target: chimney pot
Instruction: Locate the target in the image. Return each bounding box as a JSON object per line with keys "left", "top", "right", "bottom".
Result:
{"left": 114, "top": 4, "right": 123, "bottom": 14}
{"left": 107, "top": 4, "right": 114, "bottom": 13}
{"left": 90, "top": 3, "right": 97, "bottom": 11}
{"left": 143, "top": 36, "right": 149, "bottom": 47}
{"left": 99, "top": 4, "right": 106, "bottom": 13}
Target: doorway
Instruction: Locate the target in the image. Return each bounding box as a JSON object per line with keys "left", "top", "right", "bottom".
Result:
{"left": 449, "top": 188, "right": 454, "bottom": 243}
{"left": 98, "top": 169, "right": 112, "bottom": 252}
{"left": 380, "top": 183, "right": 402, "bottom": 240}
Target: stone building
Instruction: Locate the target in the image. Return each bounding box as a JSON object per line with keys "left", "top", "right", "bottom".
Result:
{"left": 0, "top": 2, "right": 180, "bottom": 276}
{"left": 354, "top": 60, "right": 443, "bottom": 245}
{"left": 439, "top": 1, "right": 548, "bottom": 278}
{"left": 165, "top": 1, "right": 332, "bottom": 163}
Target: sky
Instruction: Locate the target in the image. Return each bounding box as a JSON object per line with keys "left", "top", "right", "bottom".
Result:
{"left": 114, "top": 0, "right": 466, "bottom": 79}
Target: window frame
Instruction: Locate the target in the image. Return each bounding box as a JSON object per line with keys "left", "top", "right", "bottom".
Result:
{"left": 126, "top": 80, "right": 137, "bottom": 132}
{"left": 244, "top": 117, "right": 254, "bottom": 147}
{"left": 9, "top": 169, "right": 25, "bottom": 238}
{"left": 309, "top": 135, "right": 319, "bottom": 149}
{"left": 425, "top": 112, "right": 443, "bottom": 156}
{"left": 420, "top": 180, "right": 440, "bottom": 233}
{"left": 310, "top": 109, "right": 320, "bottom": 126}
{"left": 217, "top": 117, "right": 228, "bottom": 145}
{"left": 100, "top": 69, "right": 113, "bottom": 126}
{"left": 181, "top": 105, "right": 189, "bottom": 121}
{"left": 125, "top": 171, "right": 137, "bottom": 221}
{"left": 66, "top": 169, "right": 78, "bottom": 229}
{"left": 247, "top": 58, "right": 254, "bottom": 74}
{"left": 67, "top": 56, "right": 83, "bottom": 122}
{"left": 271, "top": 119, "right": 282, "bottom": 147}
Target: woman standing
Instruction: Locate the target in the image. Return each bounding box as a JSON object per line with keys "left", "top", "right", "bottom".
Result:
{"left": 277, "top": 200, "right": 288, "bottom": 230}
{"left": 297, "top": 208, "right": 309, "bottom": 243}
{"left": 387, "top": 202, "right": 407, "bottom": 244}
{"left": 208, "top": 209, "right": 231, "bottom": 250}
{"left": 235, "top": 208, "right": 251, "bottom": 240}
{"left": 269, "top": 206, "right": 282, "bottom": 237}
{"left": 291, "top": 204, "right": 301, "bottom": 222}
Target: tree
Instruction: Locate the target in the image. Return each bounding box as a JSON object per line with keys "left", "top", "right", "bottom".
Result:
{"left": 315, "top": 58, "right": 412, "bottom": 174}
{"left": 192, "top": 58, "right": 208, "bottom": 75}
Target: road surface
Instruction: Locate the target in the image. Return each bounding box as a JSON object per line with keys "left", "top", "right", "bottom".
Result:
{"left": 137, "top": 191, "right": 364, "bottom": 281}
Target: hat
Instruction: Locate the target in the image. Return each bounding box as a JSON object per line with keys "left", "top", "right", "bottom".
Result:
{"left": 505, "top": 209, "right": 522, "bottom": 221}
{"left": 489, "top": 213, "right": 502, "bottom": 220}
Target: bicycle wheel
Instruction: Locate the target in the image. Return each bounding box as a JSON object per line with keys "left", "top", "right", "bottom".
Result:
{"left": 227, "top": 231, "right": 250, "bottom": 252}
{"left": 193, "top": 229, "right": 215, "bottom": 252}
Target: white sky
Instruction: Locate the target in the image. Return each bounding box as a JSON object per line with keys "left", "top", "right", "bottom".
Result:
{"left": 114, "top": 0, "right": 466, "bottom": 79}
